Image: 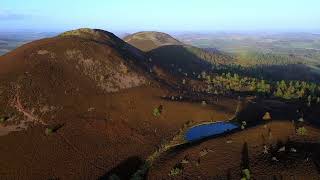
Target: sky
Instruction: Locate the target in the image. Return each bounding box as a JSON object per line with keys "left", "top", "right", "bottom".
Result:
{"left": 1, "top": 0, "right": 320, "bottom": 33}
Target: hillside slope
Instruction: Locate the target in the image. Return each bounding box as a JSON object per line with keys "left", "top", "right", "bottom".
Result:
{"left": 0, "top": 29, "right": 239, "bottom": 180}
{"left": 0, "top": 28, "right": 158, "bottom": 128}
{"left": 124, "top": 31, "right": 234, "bottom": 77}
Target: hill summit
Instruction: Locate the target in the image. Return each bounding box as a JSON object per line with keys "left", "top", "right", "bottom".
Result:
{"left": 124, "top": 31, "right": 233, "bottom": 76}
{"left": 124, "top": 31, "right": 182, "bottom": 51}
{"left": 60, "top": 28, "right": 125, "bottom": 45}
{"left": 0, "top": 28, "right": 157, "bottom": 127}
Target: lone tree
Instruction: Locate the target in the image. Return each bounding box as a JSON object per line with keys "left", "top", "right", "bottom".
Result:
{"left": 262, "top": 112, "right": 271, "bottom": 120}
{"left": 153, "top": 105, "right": 163, "bottom": 117}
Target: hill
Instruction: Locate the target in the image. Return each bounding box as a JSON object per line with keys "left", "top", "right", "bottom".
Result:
{"left": 123, "top": 31, "right": 182, "bottom": 52}
{"left": 124, "top": 31, "right": 234, "bottom": 77}
{"left": 1, "top": 29, "right": 320, "bottom": 179}
{"left": 0, "top": 28, "right": 159, "bottom": 128}
{"left": 0, "top": 28, "right": 239, "bottom": 179}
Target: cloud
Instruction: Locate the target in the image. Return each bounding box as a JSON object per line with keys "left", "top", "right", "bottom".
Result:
{"left": 0, "top": 10, "right": 27, "bottom": 20}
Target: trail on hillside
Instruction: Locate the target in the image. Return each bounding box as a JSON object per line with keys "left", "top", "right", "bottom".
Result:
{"left": 11, "top": 90, "right": 46, "bottom": 125}
{"left": 10, "top": 85, "right": 108, "bottom": 171}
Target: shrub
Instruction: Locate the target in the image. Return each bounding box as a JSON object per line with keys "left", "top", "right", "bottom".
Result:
{"left": 296, "top": 126, "right": 307, "bottom": 136}
{"left": 242, "top": 168, "right": 251, "bottom": 180}
{"left": 153, "top": 108, "right": 160, "bottom": 117}
{"left": 262, "top": 112, "right": 271, "bottom": 120}
{"left": 153, "top": 105, "right": 163, "bottom": 117}
{"left": 168, "top": 163, "right": 183, "bottom": 177}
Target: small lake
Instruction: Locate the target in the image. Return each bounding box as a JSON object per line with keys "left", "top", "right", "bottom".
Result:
{"left": 185, "top": 122, "right": 239, "bottom": 142}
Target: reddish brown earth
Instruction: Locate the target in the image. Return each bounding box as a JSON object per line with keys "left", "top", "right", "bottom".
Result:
{"left": 0, "top": 28, "right": 238, "bottom": 179}
{"left": 0, "top": 28, "right": 320, "bottom": 180}
{"left": 148, "top": 121, "right": 320, "bottom": 179}
{"left": 0, "top": 85, "right": 237, "bottom": 179}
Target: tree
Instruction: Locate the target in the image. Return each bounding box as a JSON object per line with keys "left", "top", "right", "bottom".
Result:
{"left": 274, "top": 87, "right": 283, "bottom": 97}
{"left": 279, "top": 80, "right": 287, "bottom": 90}
{"left": 263, "top": 112, "right": 271, "bottom": 120}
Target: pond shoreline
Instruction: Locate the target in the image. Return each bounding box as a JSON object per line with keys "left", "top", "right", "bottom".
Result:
{"left": 130, "top": 118, "right": 241, "bottom": 179}
{"left": 185, "top": 121, "right": 240, "bottom": 142}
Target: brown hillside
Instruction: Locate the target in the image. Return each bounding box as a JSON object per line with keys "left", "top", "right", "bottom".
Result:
{"left": 125, "top": 31, "right": 234, "bottom": 77}
{"left": 0, "top": 28, "right": 160, "bottom": 130}
{"left": 2, "top": 28, "right": 318, "bottom": 180}
{"left": 0, "top": 28, "right": 240, "bottom": 179}
{"left": 0, "top": 28, "right": 153, "bottom": 93}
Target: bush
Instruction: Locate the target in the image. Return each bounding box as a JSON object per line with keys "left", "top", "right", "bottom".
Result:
{"left": 153, "top": 108, "right": 160, "bottom": 117}
{"left": 296, "top": 126, "right": 307, "bottom": 136}
{"left": 262, "top": 112, "right": 271, "bottom": 120}
{"left": 153, "top": 105, "right": 163, "bottom": 117}
{"left": 168, "top": 163, "right": 183, "bottom": 177}
{"left": 242, "top": 168, "right": 251, "bottom": 180}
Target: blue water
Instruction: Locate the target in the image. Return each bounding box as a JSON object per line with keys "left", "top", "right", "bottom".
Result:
{"left": 185, "top": 122, "right": 239, "bottom": 142}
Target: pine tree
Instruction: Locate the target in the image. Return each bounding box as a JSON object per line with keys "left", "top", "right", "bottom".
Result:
{"left": 275, "top": 87, "right": 283, "bottom": 97}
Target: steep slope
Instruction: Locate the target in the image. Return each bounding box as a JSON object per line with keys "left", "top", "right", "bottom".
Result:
{"left": 0, "top": 28, "right": 156, "bottom": 128}
{"left": 124, "top": 31, "right": 234, "bottom": 77}
{"left": 0, "top": 29, "right": 240, "bottom": 180}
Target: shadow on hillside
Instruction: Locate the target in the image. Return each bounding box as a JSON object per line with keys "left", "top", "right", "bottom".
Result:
{"left": 98, "top": 156, "right": 144, "bottom": 180}
{"left": 237, "top": 98, "right": 299, "bottom": 124}
{"left": 149, "top": 45, "right": 320, "bottom": 83}
{"left": 148, "top": 45, "right": 213, "bottom": 77}
{"left": 165, "top": 99, "right": 305, "bottom": 154}
{"left": 242, "top": 63, "right": 320, "bottom": 83}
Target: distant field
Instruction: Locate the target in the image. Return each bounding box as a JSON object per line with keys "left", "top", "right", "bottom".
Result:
{"left": 0, "top": 31, "right": 58, "bottom": 55}
{"left": 176, "top": 32, "right": 320, "bottom": 66}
